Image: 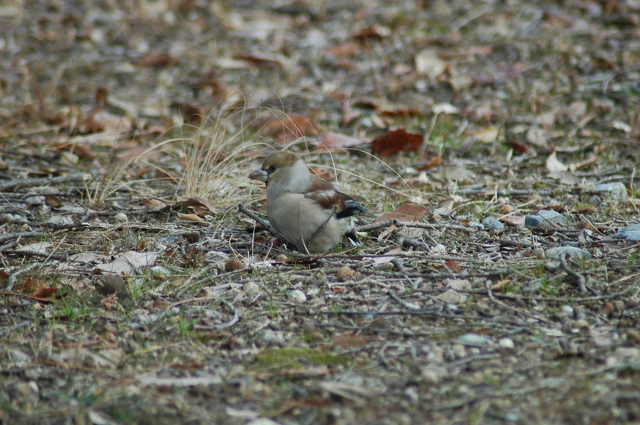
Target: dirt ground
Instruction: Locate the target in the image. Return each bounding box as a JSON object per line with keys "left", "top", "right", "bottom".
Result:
{"left": 1, "top": 1, "right": 640, "bottom": 424}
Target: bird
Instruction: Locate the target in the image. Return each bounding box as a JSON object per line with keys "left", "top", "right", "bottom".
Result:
{"left": 249, "top": 152, "right": 366, "bottom": 253}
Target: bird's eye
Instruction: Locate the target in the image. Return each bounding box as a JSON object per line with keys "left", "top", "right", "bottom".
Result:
{"left": 267, "top": 166, "right": 276, "bottom": 173}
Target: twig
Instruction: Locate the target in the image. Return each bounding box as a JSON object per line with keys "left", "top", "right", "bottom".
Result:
{"left": 238, "top": 204, "right": 289, "bottom": 244}
{"left": 485, "top": 281, "right": 553, "bottom": 324}
{"left": 0, "top": 232, "right": 45, "bottom": 244}
{"left": 559, "top": 253, "right": 588, "bottom": 293}
{"left": 0, "top": 173, "right": 89, "bottom": 191}
{"left": 6, "top": 263, "right": 41, "bottom": 291}
{"left": 356, "top": 219, "right": 473, "bottom": 233}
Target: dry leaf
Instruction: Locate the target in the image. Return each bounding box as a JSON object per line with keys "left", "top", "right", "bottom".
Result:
{"left": 471, "top": 127, "right": 499, "bottom": 143}
{"left": 415, "top": 49, "right": 447, "bottom": 79}
{"left": 326, "top": 41, "right": 359, "bottom": 57}
{"left": 375, "top": 202, "right": 427, "bottom": 222}
{"left": 176, "top": 197, "right": 216, "bottom": 216}
{"left": 317, "top": 132, "right": 366, "bottom": 151}
{"left": 371, "top": 129, "right": 423, "bottom": 157}
{"left": 416, "top": 155, "right": 443, "bottom": 170}
{"left": 351, "top": 25, "right": 389, "bottom": 41}
{"left": 261, "top": 114, "right": 319, "bottom": 142}
{"left": 546, "top": 152, "right": 568, "bottom": 173}
{"left": 177, "top": 213, "right": 205, "bottom": 223}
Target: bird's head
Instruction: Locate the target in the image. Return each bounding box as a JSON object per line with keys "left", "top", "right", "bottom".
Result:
{"left": 249, "top": 152, "right": 301, "bottom": 184}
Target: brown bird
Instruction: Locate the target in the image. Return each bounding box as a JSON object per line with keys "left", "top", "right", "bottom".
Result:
{"left": 249, "top": 152, "right": 366, "bottom": 253}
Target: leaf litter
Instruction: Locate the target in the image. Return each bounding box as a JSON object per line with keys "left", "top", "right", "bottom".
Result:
{"left": 1, "top": 1, "right": 640, "bottom": 425}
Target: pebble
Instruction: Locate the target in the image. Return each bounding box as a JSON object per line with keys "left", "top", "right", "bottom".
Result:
{"left": 336, "top": 265, "right": 357, "bottom": 281}
{"left": 498, "top": 338, "right": 515, "bottom": 349}
{"left": 546, "top": 246, "right": 592, "bottom": 261}
{"left": 615, "top": 223, "right": 640, "bottom": 241}
{"left": 288, "top": 289, "right": 307, "bottom": 304}
{"left": 46, "top": 215, "right": 74, "bottom": 226}
{"left": 455, "top": 333, "right": 492, "bottom": 347}
{"left": 114, "top": 212, "right": 128, "bottom": 223}
{"left": 525, "top": 209, "right": 567, "bottom": 230}
{"left": 481, "top": 216, "right": 505, "bottom": 232}
{"left": 594, "top": 182, "right": 627, "bottom": 201}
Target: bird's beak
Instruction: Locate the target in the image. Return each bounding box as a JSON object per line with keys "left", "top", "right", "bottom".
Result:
{"left": 249, "top": 169, "right": 268, "bottom": 183}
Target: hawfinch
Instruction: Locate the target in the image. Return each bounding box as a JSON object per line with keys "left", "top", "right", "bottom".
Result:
{"left": 249, "top": 152, "right": 366, "bottom": 253}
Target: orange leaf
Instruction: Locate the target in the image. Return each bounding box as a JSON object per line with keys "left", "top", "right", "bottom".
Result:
{"left": 416, "top": 155, "right": 443, "bottom": 170}
{"left": 309, "top": 167, "right": 333, "bottom": 180}
{"left": 444, "top": 259, "right": 461, "bottom": 272}
{"left": 371, "top": 129, "right": 423, "bottom": 157}
{"left": 375, "top": 202, "right": 427, "bottom": 222}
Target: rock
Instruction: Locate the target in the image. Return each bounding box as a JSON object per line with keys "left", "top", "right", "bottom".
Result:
{"left": 498, "top": 338, "right": 515, "bottom": 349}
{"left": 288, "top": 289, "right": 307, "bottom": 304}
{"left": 336, "top": 265, "right": 357, "bottom": 281}
{"left": 482, "top": 216, "right": 505, "bottom": 232}
{"left": 46, "top": 215, "right": 74, "bottom": 226}
{"left": 546, "top": 246, "right": 592, "bottom": 261}
{"left": 594, "top": 182, "right": 627, "bottom": 201}
{"left": 456, "top": 333, "right": 492, "bottom": 347}
{"left": 615, "top": 223, "right": 640, "bottom": 241}
{"left": 525, "top": 209, "right": 567, "bottom": 230}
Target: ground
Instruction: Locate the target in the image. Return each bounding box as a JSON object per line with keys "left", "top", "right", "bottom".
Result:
{"left": 1, "top": 1, "right": 640, "bottom": 424}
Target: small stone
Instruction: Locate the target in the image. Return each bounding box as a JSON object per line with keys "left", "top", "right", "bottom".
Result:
{"left": 275, "top": 254, "right": 289, "bottom": 263}
{"left": 244, "top": 281, "right": 261, "bottom": 297}
{"left": 336, "top": 266, "right": 356, "bottom": 281}
{"left": 436, "top": 289, "right": 466, "bottom": 304}
{"left": 25, "top": 195, "right": 45, "bottom": 206}
{"left": 468, "top": 221, "right": 484, "bottom": 230}
{"left": 420, "top": 366, "right": 447, "bottom": 384}
{"left": 525, "top": 209, "right": 567, "bottom": 230}
{"left": 46, "top": 215, "right": 74, "bottom": 226}
{"left": 615, "top": 223, "right": 640, "bottom": 241}
{"left": 573, "top": 319, "right": 590, "bottom": 329}
{"left": 546, "top": 246, "right": 592, "bottom": 261}
{"left": 481, "top": 216, "right": 505, "bottom": 232}
{"left": 498, "top": 338, "right": 515, "bottom": 349}
{"left": 594, "top": 182, "right": 627, "bottom": 201}
{"left": 258, "top": 329, "right": 286, "bottom": 346}
{"left": 456, "top": 333, "right": 492, "bottom": 347}
{"left": 288, "top": 289, "right": 307, "bottom": 304}
{"left": 150, "top": 266, "right": 171, "bottom": 280}
{"left": 114, "top": 212, "right": 128, "bottom": 223}
{"left": 499, "top": 204, "right": 514, "bottom": 214}
{"left": 560, "top": 305, "right": 574, "bottom": 317}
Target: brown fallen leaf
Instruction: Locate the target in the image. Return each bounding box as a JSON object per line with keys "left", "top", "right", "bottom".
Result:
{"left": 416, "top": 155, "right": 443, "bottom": 170}
{"left": 332, "top": 333, "right": 369, "bottom": 348}
{"left": 351, "top": 25, "right": 389, "bottom": 41}
{"left": 135, "top": 54, "right": 178, "bottom": 67}
{"left": 326, "top": 41, "right": 360, "bottom": 57}
{"left": 261, "top": 114, "right": 320, "bottom": 142}
{"left": 371, "top": 129, "right": 423, "bottom": 157}
{"left": 317, "top": 131, "right": 366, "bottom": 151}
{"left": 175, "top": 197, "right": 215, "bottom": 216}
{"left": 375, "top": 202, "right": 427, "bottom": 222}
